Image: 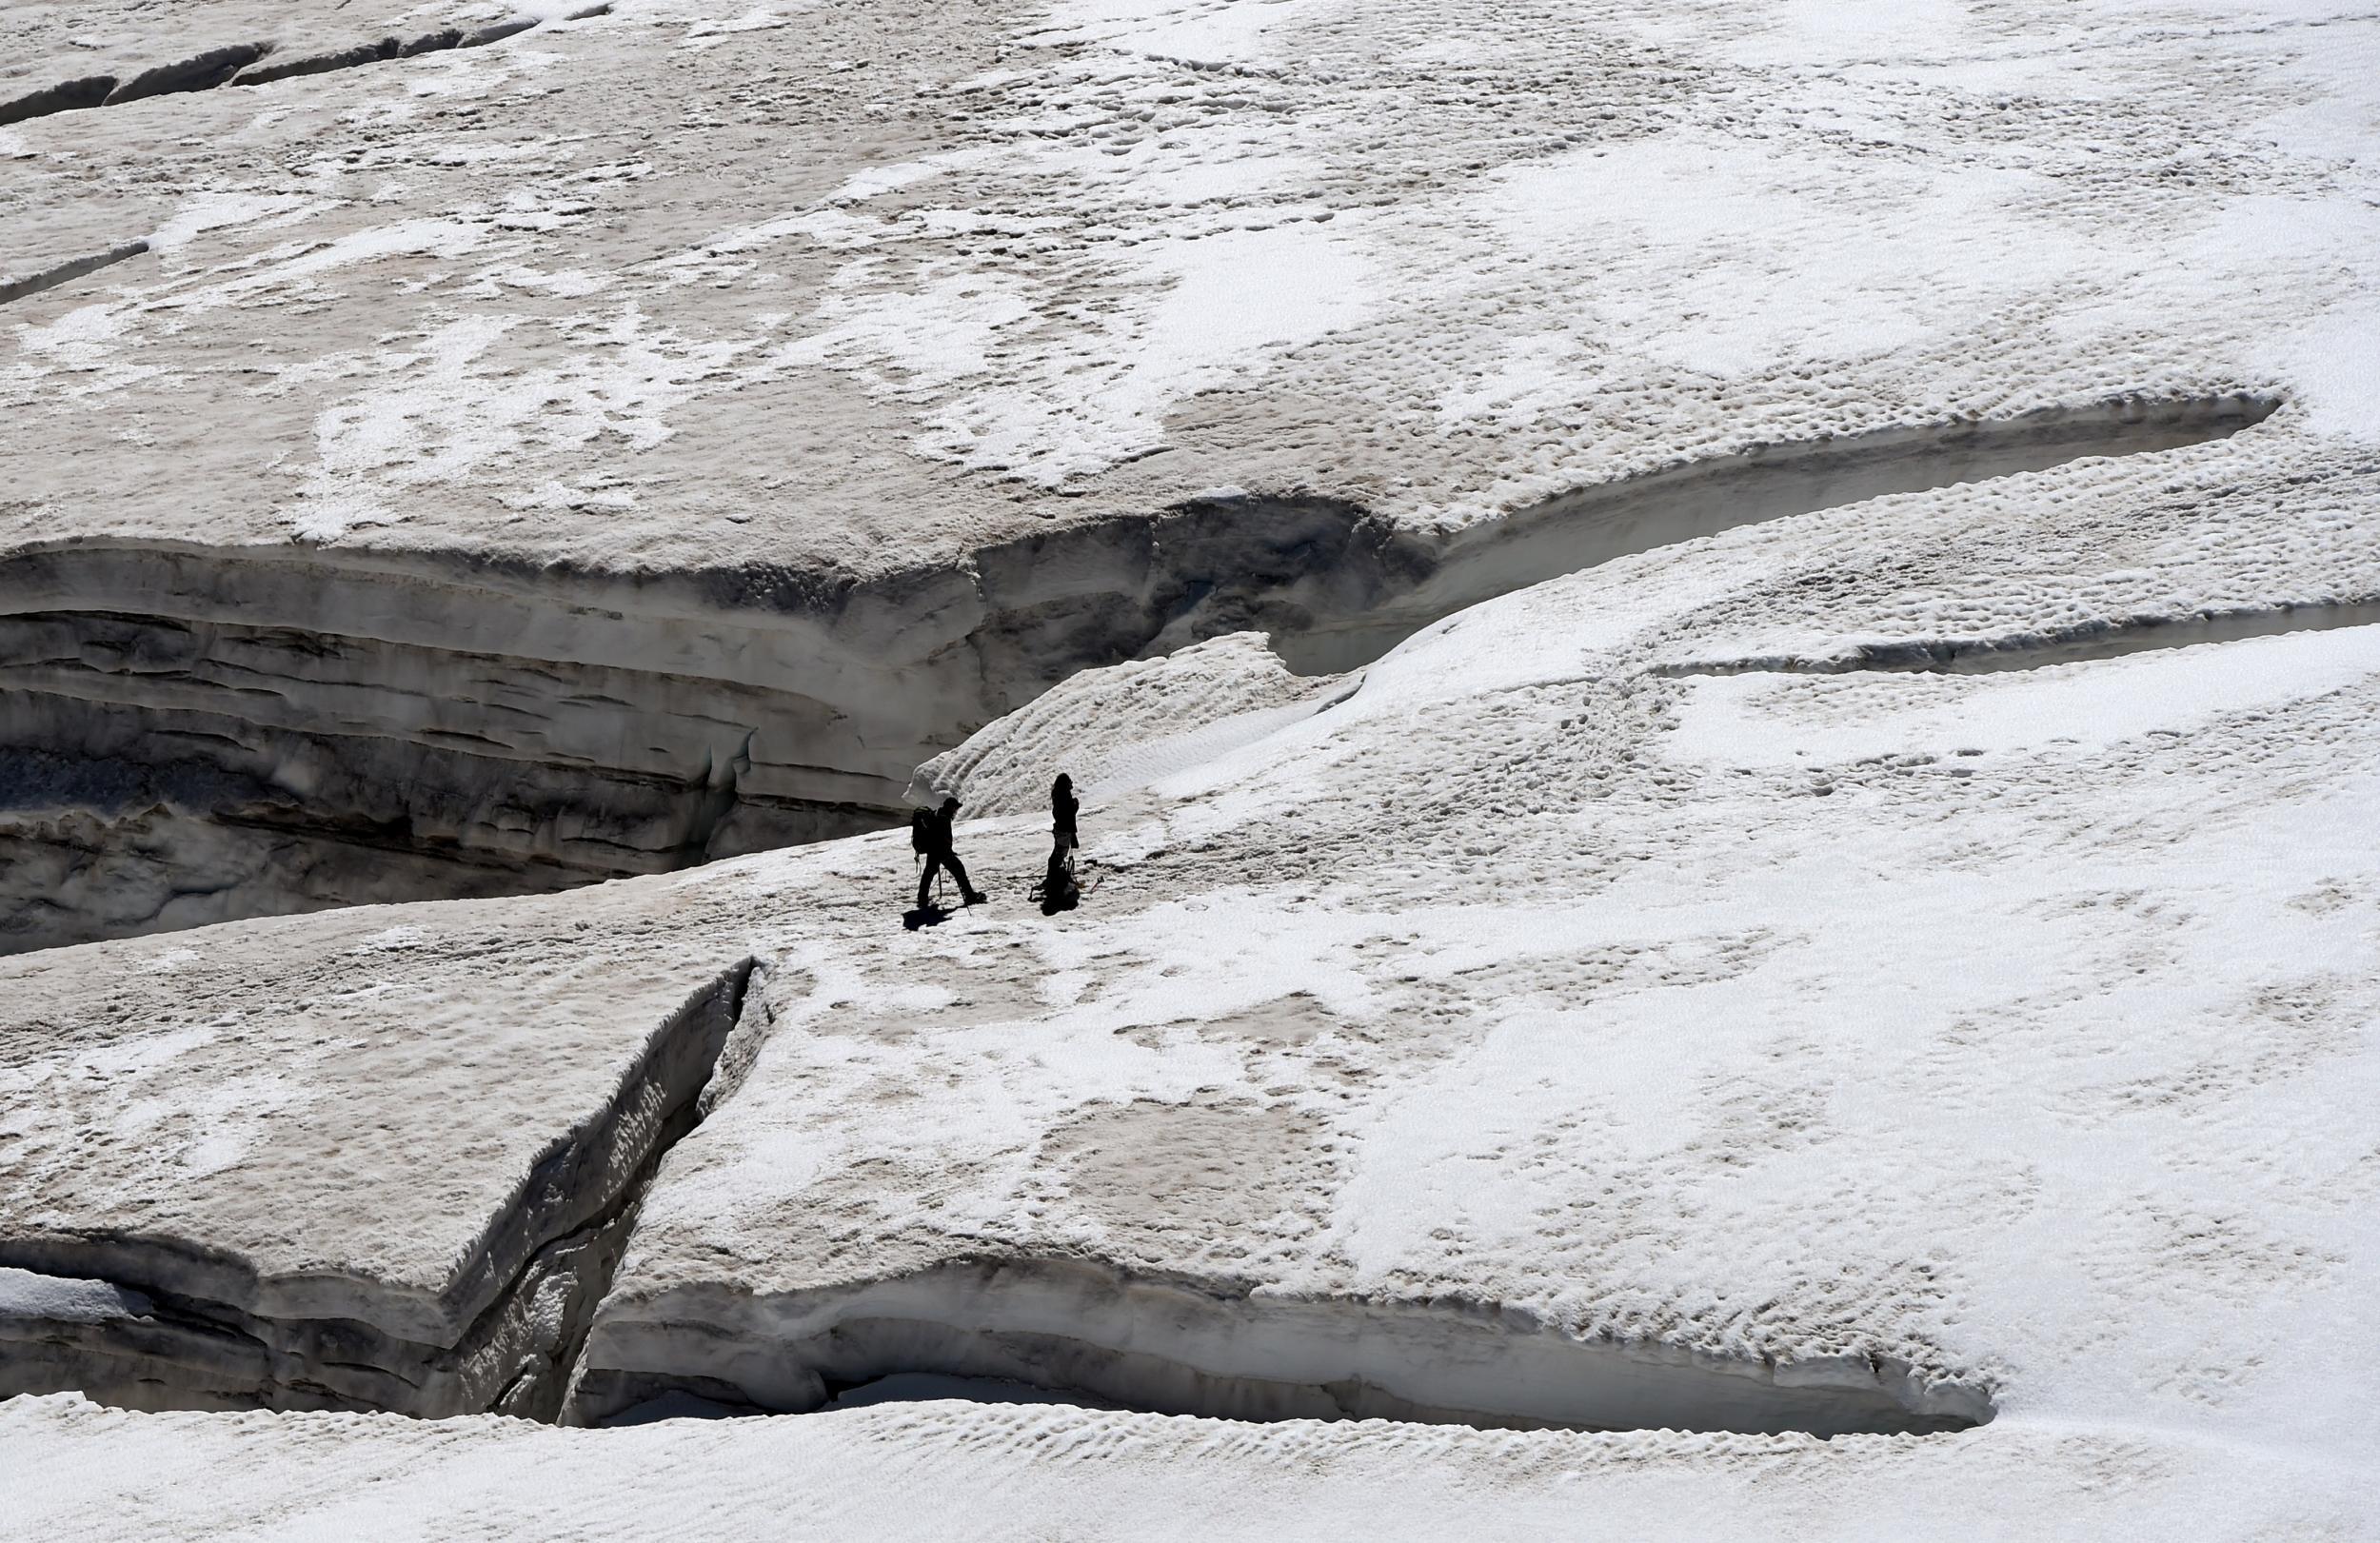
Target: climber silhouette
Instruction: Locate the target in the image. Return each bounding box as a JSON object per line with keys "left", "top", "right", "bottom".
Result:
{"left": 1035, "top": 773, "right": 1081, "bottom": 915}
{"left": 910, "top": 795, "right": 984, "bottom": 914}
{"left": 1050, "top": 773, "right": 1079, "bottom": 865}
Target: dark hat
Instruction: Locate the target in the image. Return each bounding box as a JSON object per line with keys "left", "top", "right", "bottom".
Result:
{"left": 940, "top": 796, "right": 961, "bottom": 811}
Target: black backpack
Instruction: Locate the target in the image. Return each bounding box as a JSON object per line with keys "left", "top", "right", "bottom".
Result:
{"left": 909, "top": 807, "right": 934, "bottom": 853}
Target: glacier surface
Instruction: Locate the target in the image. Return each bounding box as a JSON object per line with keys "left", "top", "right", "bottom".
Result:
{"left": 4, "top": 0, "right": 2378, "bottom": 1534}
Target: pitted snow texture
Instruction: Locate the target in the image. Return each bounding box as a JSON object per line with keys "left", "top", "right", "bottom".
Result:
{"left": 555, "top": 434, "right": 2380, "bottom": 1453}
{"left": 5, "top": 349, "right": 2379, "bottom": 1477}
{"left": 3, "top": 0, "right": 2379, "bottom": 1521}
{"left": 6, "top": 0, "right": 2368, "bottom": 567}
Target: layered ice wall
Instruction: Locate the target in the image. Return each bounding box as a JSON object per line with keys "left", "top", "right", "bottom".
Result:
{"left": 569, "top": 1256, "right": 1990, "bottom": 1434}
{"left": 0, "top": 500, "right": 1373, "bottom": 950}
{"left": 0, "top": 398, "right": 2273, "bottom": 952}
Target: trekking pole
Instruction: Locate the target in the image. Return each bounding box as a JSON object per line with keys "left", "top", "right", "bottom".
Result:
{"left": 916, "top": 850, "right": 947, "bottom": 909}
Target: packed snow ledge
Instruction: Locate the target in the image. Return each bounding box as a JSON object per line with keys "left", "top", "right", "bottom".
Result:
{"left": 0, "top": 909, "right": 753, "bottom": 1418}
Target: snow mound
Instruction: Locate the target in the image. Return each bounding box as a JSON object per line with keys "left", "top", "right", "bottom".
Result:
{"left": 908, "top": 632, "right": 1349, "bottom": 816}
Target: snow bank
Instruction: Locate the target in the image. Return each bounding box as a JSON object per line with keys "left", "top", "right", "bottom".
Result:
{"left": 10, "top": 1390, "right": 2370, "bottom": 1543}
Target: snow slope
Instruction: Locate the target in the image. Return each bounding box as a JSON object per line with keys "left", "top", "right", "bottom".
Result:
{"left": 4, "top": 0, "right": 2379, "bottom": 1533}
{"left": 7, "top": 1391, "right": 2370, "bottom": 1542}
{"left": 5, "top": 427, "right": 2378, "bottom": 1523}
{"left": 907, "top": 630, "right": 1353, "bottom": 816}
{"left": 564, "top": 439, "right": 2380, "bottom": 1451}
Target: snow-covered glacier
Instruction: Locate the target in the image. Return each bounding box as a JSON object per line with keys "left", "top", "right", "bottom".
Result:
{"left": 5, "top": 0, "right": 2378, "bottom": 1535}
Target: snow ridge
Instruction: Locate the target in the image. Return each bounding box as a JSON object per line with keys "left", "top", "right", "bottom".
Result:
{"left": 1656, "top": 601, "right": 2380, "bottom": 678}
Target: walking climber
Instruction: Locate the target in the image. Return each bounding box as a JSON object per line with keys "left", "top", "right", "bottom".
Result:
{"left": 910, "top": 795, "right": 985, "bottom": 911}
{"left": 1035, "top": 772, "right": 1081, "bottom": 914}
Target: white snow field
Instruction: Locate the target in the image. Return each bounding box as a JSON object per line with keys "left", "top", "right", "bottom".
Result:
{"left": 6, "top": 0, "right": 2380, "bottom": 1533}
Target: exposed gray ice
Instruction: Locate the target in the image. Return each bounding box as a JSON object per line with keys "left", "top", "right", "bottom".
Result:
{"left": 0, "top": 242, "right": 149, "bottom": 307}
{"left": 568, "top": 1256, "right": 1991, "bottom": 1435}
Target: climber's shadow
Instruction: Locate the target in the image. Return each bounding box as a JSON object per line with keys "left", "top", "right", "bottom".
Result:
{"left": 902, "top": 904, "right": 949, "bottom": 932}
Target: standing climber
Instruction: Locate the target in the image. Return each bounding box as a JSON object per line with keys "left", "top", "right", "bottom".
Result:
{"left": 911, "top": 795, "right": 986, "bottom": 911}
{"left": 1049, "top": 773, "right": 1079, "bottom": 871}
{"left": 1037, "top": 772, "right": 1081, "bottom": 914}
